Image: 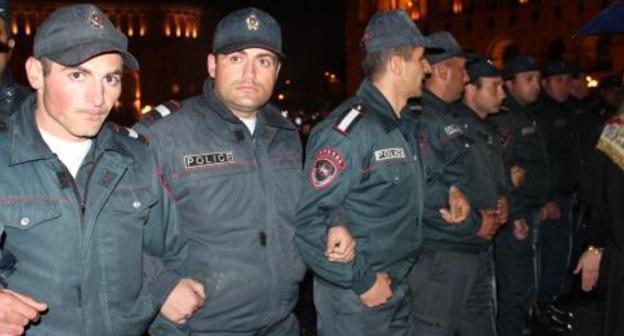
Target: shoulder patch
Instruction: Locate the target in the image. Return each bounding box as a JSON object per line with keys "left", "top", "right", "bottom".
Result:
{"left": 333, "top": 104, "right": 364, "bottom": 136}
{"left": 309, "top": 147, "right": 346, "bottom": 190}
{"left": 111, "top": 124, "right": 148, "bottom": 144}
{"left": 139, "top": 100, "right": 182, "bottom": 127}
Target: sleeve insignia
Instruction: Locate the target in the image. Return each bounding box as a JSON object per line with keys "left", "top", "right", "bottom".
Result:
{"left": 309, "top": 147, "right": 346, "bottom": 190}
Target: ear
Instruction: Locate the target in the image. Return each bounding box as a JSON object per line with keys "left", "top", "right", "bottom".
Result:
{"left": 388, "top": 54, "right": 404, "bottom": 77}
{"left": 7, "top": 38, "right": 14, "bottom": 59}
{"left": 25, "top": 57, "right": 44, "bottom": 90}
{"left": 437, "top": 64, "right": 449, "bottom": 81}
{"left": 274, "top": 61, "right": 282, "bottom": 79}
{"left": 207, "top": 54, "right": 217, "bottom": 78}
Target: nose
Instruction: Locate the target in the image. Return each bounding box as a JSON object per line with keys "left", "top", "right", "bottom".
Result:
{"left": 422, "top": 59, "right": 432, "bottom": 75}
{"left": 90, "top": 80, "right": 105, "bottom": 108}
{"left": 242, "top": 59, "right": 256, "bottom": 81}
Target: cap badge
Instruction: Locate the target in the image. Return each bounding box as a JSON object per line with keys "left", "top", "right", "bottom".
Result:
{"left": 246, "top": 14, "right": 259, "bottom": 31}
{"left": 90, "top": 12, "right": 104, "bottom": 29}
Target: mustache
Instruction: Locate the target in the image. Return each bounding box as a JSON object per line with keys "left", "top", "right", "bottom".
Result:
{"left": 0, "top": 41, "right": 11, "bottom": 53}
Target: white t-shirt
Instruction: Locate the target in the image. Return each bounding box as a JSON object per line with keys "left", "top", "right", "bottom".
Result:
{"left": 39, "top": 128, "right": 93, "bottom": 178}
{"left": 239, "top": 117, "right": 257, "bottom": 135}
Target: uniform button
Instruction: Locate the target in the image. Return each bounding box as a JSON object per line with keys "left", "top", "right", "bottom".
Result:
{"left": 6, "top": 91, "right": 13, "bottom": 97}
{"left": 20, "top": 217, "right": 30, "bottom": 226}
{"left": 465, "top": 143, "right": 470, "bottom": 148}
{"left": 133, "top": 201, "right": 142, "bottom": 209}
{"left": 394, "top": 176, "right": 400, "bottom": 182}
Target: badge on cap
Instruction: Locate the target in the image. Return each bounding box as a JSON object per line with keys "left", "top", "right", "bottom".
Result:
{"left": 90, "top": 11, "right": 104, "bottom": 29}
{"left": 309, "top": 147, "right": 346, "bottom": 190}
{"left": 246, "top": 14, "right": 260, "bottom": 31}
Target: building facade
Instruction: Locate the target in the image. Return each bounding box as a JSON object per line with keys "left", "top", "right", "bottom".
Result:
{"left": 346, "top": 0, "right": 624, "bottom": 94}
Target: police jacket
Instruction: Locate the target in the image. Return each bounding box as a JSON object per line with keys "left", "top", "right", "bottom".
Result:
{"left": 0, "top": 95, "right": 186, "bottom": 335}
{"left": 417, "top": 90, "right": 489, "bottom": 251}
{"left": 295, "top": 79, "right": 424, "bottom": 294}
{"left": 535, "top": 93, "right": 582, "bottom": 195}
{"left": 142, "top": 79, "right": 306, "bottom": 332}
{"left": 490, "top": 96, "right": 552, "bottom": 217}
{"left": 454, "top": 103, "right": 508, "bottom": 201}
{"left": 0, "top": 70, "right": 31, "bottom": 118}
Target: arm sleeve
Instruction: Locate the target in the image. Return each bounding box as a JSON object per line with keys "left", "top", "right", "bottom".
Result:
{"left": 294, "top": 128, "right": 376, "bottom": 294}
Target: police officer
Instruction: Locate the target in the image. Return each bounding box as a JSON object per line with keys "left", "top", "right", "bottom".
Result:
{"left": 490, "top": 55, "right": 554, "bottom": 336}
{"left": 0, "top": 4, "right": 204, "bottom": 335}
{"left": 533, "top": 61, "right": 581, "bottom": 331}
{"left": 139, "top": 7, "right": 355, "bottom": 336}
{"left": 0, "top": 0, "right": 30, "bottom": 117}
{"left": 453, "top": 57, "right": 509, "bottom": 334}
{"left": 295, "top": 10, "right": 442, "bottom": 336}
{"left": 410, "top": 36, "right": 504, "bottom": 335}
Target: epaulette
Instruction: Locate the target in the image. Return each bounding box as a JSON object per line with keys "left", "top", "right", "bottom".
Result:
{"left": 139, "top": 100, "right": 182, "bottom": 127}
{"left": 333, "top": 104, "right": 364, "bottom": 136}
{"left": 110, "top": 123, "right": 148, "bottom": 144}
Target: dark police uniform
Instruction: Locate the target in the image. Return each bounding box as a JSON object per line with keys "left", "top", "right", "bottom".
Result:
{"left": 295, "top": 78, "right": 424, "bottom": 336}
{"left": 409, "top": 88, "right": 496, "bottom": 336}
{"left": 0, "top": 71, "right": 31, "bottom": 118}
{"left": 534, "top": 82, "right": 582, "bottom": 306}
{"left": 0, "top": 94, "right": 186, "bottom": 335}
{"left": 143, "top": 79, "right": 306, "bottom": 336}
{"left": 410, "top": 57, "right": 500, "bottom": 336}
{"left": 491, "top": 95, "right": 551, "bottom": 336}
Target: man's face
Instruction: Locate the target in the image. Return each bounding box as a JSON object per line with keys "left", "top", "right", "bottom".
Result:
{"left": 208, "top": 48, "right": 281, "bottom": 118}
{"left": 569, "top": 77, "right": 590, "bottom": 100}
{"left": 506, "top": 70, "right": 541, "bottom": 105}
{"left": 29, "top": 53, "right": 123, "bottom": 142}
{"left": 601, "top": 86, "right": 623, "bottom": 107}
{"left": 542, "top": 74, "right": 571, "bottom": 103}
{"left": 0, "top": 19, "right": 14, "bottom": 80}
{"left": 443, "top": 56, "right": 469, "bottom": 102}
{"left": 474, "top": 76, "right": 506, "bottom": 116}
{"left": 403, "top": 46, "right": 430, "bottom": 98}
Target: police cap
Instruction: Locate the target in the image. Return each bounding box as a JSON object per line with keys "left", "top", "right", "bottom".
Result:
{"left": 503, "top": 55, "right": 538, "bottom": 80}
{"left": 541, "top": 60, "right": 568, "bottom": 78}
{"left": 425, "top": 31, "right": 474, "bottom": 65}
{"left": 34, "top": 4, "right": 138, "bottom": 70}
{"left": 361, "top": 10, "right": 438, "bottom": 53}
{"left": 600, "top": 74, "right": 622, "bottom": 89}
{"left": 466, "top": 56, "right": 502, "bottom": 83}
{"left": 213, "top": 7, "right": 284, "bottom": 59}
{"left": 0, "top": 0, "right": 10, "bottom": 24}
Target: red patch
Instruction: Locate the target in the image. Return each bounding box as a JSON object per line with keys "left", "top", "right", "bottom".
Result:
{"left": 309, "top": 147, "right": 346, "bottom": 190}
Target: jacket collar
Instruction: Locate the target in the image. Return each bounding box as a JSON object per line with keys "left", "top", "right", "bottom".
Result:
{"left": 8, "top": 94, "right": 130, "bottom": 166}
{"left": 201, "top": 78, "right": 295, "bottom": 131}
{"left": 357, "top": 79, "right": 408, "bottom": 133}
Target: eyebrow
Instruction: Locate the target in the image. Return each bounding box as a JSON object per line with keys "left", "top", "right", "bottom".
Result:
{"left": 228, "top": 50, "right": 278, "bottom": 61}
{"left": 62, "top": 65, "right": 123, "bottom": 77}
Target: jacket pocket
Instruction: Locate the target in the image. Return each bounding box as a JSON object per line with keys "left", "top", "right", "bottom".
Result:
{"left": 0, "top": 203, "right": 61, "bottom": 230}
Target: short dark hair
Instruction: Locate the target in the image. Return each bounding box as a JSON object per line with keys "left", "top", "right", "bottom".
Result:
{"left": 361, "top": 45, "right": 415, "bottom": 81}
{"left": 39, "top": 57, "right": 53, "bottom": 76}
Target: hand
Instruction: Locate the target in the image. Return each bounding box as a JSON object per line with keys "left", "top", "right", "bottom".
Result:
{"left": 496, "top": 196, "right": 509, "bottom": 226}
{"left": 510, "top": 165, "right": 526, "bottom": 187}
{"left": 539, "top": 201, "right": 561, "bottom": 220}
{"left": 161, "top": 278, "right": 205, "bottom": 325}
{"left": 359, "top": 272, "right": 392, "bottom": 308}
{"left": 0, "top": 289, "right": 47, "bottom": 336}
{"left": 476, "top": 209, "right": 498, "bottom": 240}
{"left": 512, "top": 219, "right": 529, "bottom": 240}
{"left": 574, "top": 248, "right": 602, "bottom": 292}
{"left": 440, "top": 186, "right": 470, "bottom": 224}
{"left": 325, "top": 226, "right": 356, "bottom": 263}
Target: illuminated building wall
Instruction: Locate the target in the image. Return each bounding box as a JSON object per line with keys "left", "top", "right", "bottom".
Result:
{"left": 346, "top": 0, "right": 624, "bottom": 94}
